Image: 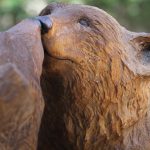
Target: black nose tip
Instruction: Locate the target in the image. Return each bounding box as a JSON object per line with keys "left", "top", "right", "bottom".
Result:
{"left": 36, "top": 16, "right": 52, "bottom": 34}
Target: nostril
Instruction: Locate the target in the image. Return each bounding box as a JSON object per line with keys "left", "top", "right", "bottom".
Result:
{"left": 36, "top": 16, "right": 52, "bottom": 34}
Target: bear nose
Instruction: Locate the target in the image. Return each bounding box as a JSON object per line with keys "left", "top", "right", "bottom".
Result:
{"left": 36, "top": 16, "right": 52, "bottom": 34}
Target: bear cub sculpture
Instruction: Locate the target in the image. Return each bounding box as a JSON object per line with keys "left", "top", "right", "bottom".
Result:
{"left": 38, "top": 3, "right": 150, "bottom": 150}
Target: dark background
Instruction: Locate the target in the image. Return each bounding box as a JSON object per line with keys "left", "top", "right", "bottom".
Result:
{"left": 0, "top": 0, "right": 149, "bottom": 32}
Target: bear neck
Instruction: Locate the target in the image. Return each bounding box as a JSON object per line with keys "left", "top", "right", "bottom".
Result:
{"left": 39, "top": 65, "right": 150, "bottom": 150}
{"left": 61, "top": 67, "right": 150, "bottom": 149}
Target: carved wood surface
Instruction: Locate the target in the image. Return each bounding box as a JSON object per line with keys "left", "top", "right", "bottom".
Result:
{"left": 1, "top": 3, "right": 150, "bottom": 150}
{"left": 38, "top": 3, "right": 150, "bottom": 150}
{"left": 0, "top": 19, "right": 44, "bottom": 150}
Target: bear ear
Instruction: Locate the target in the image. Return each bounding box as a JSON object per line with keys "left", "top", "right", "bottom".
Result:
{"left": 131, "top": 32, "right": 150, "bottom": 46}
{"left": 39, "top": 5, "right": 52, "bottom": 16}
{"left": 131, "top": 32, "right": 150, "bottom": 64}
{"left": 39, "top": 3, "right": 67, "bottom": 16}
{"left": 128, "top": 32, "right": 150, "bottom": 76}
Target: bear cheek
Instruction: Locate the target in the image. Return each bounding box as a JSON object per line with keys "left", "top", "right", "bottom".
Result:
{"left": 42, "top": 31, "right": 87, "bottom": 64}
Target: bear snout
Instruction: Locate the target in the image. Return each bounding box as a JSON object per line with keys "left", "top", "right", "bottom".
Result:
{"left": 36, "top": 16, "right": 53, "bottom": 34}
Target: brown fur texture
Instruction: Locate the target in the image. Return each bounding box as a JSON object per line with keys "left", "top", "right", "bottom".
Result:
{"left": 38, "top": 3, "right": 150, "bottom": 150}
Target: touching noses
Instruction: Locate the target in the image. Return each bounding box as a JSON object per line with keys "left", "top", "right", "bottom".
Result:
{"left": 36, "top": 16, "right": 53, "bottom": 34}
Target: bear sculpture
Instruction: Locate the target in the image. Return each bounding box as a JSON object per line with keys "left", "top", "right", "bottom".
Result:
{"left": 38, "top": 3, "right": 150, "bottom": 150}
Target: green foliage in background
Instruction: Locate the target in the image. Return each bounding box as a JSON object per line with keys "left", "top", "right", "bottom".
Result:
{"left": 0, "top": 0, "right": 150, "bottom": 32}
{"left": 84, "top": 0, "right": 150, "bottom": 32}
{"left": 0, "top": 0, "right": 28, "bottom": 30}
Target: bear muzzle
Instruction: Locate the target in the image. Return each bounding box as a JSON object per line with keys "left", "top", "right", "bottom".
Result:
{"left": 36, "top": 15, "right": 52, "bottom": 34}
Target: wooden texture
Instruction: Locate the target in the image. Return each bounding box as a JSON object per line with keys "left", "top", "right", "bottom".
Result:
{"left": 0, "top": 19, "right": 44, "bottom": 149}
{"left": 38, "top": 3, "right": 150, "bottom": 150}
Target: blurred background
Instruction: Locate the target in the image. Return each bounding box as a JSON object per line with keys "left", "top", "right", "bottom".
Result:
{"left": 0, "top": 0, "right": 149, "bottom": 32}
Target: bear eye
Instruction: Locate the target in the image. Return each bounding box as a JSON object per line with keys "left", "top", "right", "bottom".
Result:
{"left": 78, "top": 18, "right": 90, "bottom": 27}
{"left": 140, "top": 43, "right": 150, "bottom": 64}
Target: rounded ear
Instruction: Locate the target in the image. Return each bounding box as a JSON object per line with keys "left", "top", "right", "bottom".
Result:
{"left": 131, "top": 32, "right": 150, "bottom": 42}
{"left": 123, "top": 32, "right": 150, "bottom": 76}
{"left": 132, "top": 33, "right": 150, "bottom": 63}
{"left": 39, "top": 5, "right": 52, "bottom": 16}
{"left": 39, "top": 3, "right": 67, "bottom": 16}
